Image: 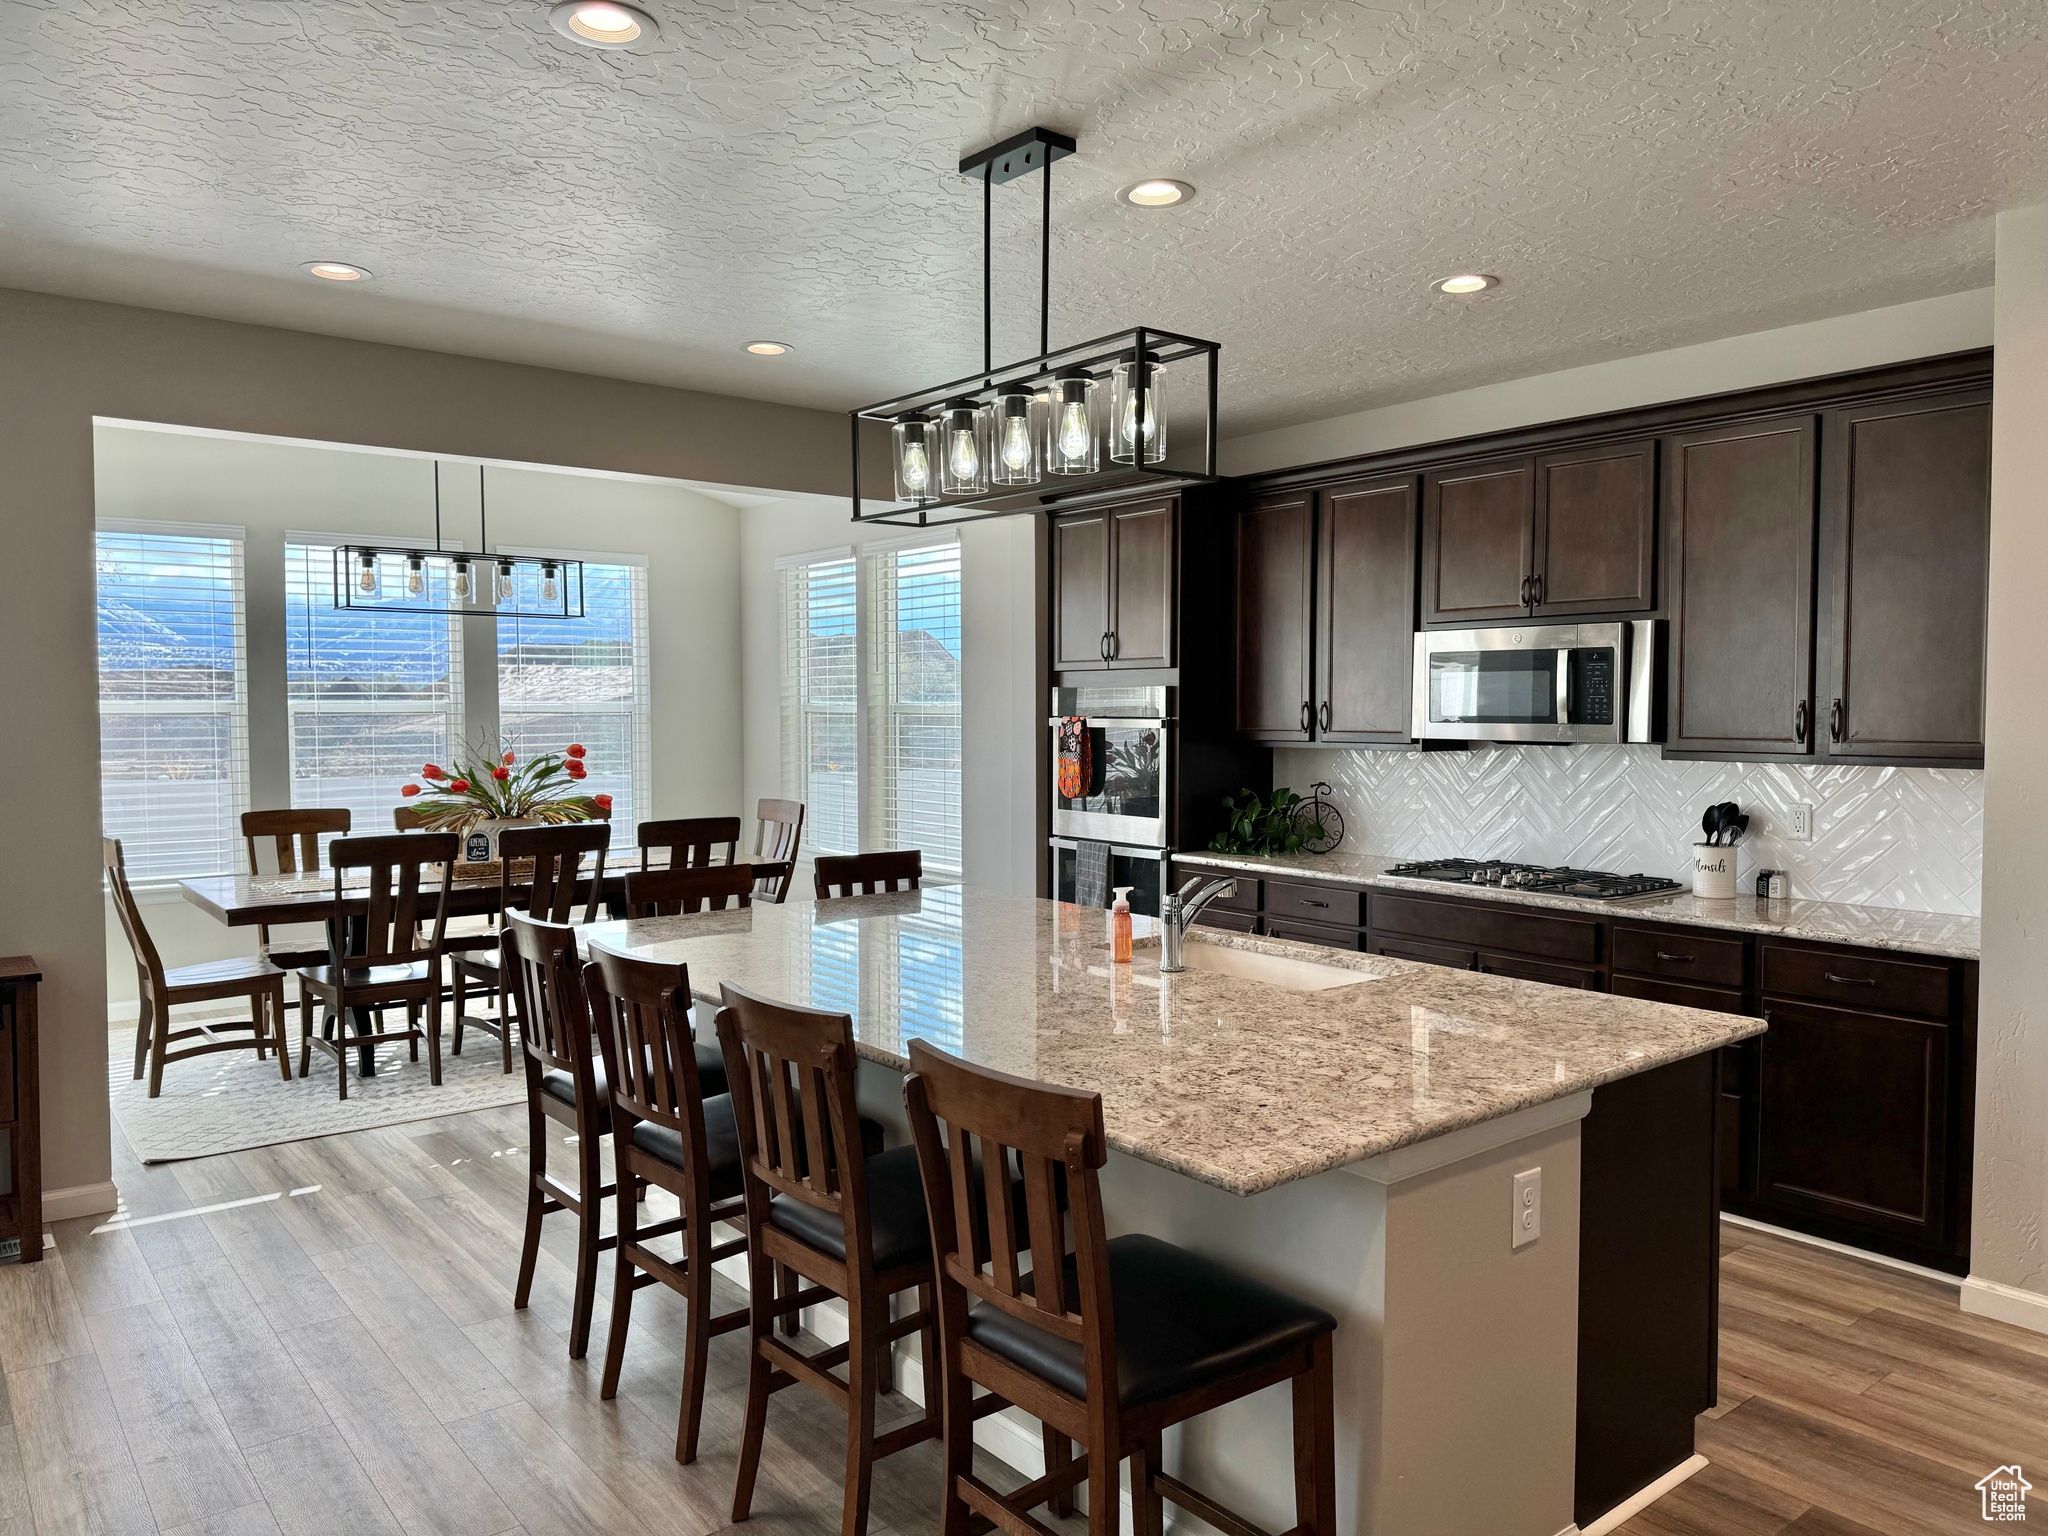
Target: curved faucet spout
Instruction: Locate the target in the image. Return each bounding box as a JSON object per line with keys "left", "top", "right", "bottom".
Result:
{"left": 1160, "top": 877, "right": 1238, "bottom": 972}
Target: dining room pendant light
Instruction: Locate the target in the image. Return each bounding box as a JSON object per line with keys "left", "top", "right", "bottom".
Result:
{"left": 333, "top": 463, "right": 583, "bottom": 617}
{"left": 846, "top": 127, "right": 1220, "bottom": 526}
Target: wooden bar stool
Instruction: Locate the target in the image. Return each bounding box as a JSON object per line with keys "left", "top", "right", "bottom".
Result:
{"left": 583, "top": 944, "right": 750, "bottom": 1461}
{"left": 813, "top": 850, "right": 922, "bottom": 899}
{"left": 638, "top": 817, "right": 741, "bottom": 873}
{"left": 105, "top": 839, "right": 290, "bottom": 1097}
{"left": 451, "top": 822, "right": 610, "bottom": 1073}
{"left": 903, "top": 1039, "right": 1339, "bottom": 1536}
{"left": 291, "top": 833, "right": 458, "bottom": 1099}
{"left": 503, "top": 910, "right": 615, "bottom": 1360}
{"left": 750, "top": 798, "right": 805, "bottom": 904}
{"left": 714, "top": 983, "right": 933, "bottom": 1536}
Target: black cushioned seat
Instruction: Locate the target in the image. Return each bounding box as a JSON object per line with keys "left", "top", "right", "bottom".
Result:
{"left": 769, "top": 1141, "right": 1037, "bottom": 1275}
{"left": 540, "top": 1061, "right": 605, "bottom": 1109}
{"left": 292, "top": 960, "right": 435, "bottom": 989}
{"left": 966, "top": 1233, "right": 1337, "bottom": 1409}
{"left": 628, "top": 1094, "right": 747, "bottom": 1201}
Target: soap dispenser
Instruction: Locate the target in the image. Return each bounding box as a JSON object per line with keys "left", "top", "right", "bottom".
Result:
{"left": 1110, "top": 887, "right": 1134, "bottom": 963}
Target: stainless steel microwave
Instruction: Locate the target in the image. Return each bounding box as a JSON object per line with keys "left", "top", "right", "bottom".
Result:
{"left": 1412, "top": 621, "right": 1661, "bottom": 744}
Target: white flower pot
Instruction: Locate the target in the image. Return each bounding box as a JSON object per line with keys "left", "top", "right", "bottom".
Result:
{"left": 462, "top": 816, "right": 541, "bottom": 866}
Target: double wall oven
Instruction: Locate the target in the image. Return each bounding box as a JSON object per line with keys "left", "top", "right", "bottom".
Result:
{"left": 1050, "top": 685, "right": 1173, "bottom": 917}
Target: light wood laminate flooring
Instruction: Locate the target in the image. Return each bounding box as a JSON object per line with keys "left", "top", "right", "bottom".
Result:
{"left": 0, "top": 1104, "right": 2035, "bottom": 1536}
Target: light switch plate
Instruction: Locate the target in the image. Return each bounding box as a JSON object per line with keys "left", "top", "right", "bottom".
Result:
{"left": 1512, "top": 1167, "right": 1541, "bottom": 1249}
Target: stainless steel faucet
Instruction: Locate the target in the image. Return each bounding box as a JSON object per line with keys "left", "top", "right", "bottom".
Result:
{"left": 1159, "top": 876, "right": 1238, "bottom": 972}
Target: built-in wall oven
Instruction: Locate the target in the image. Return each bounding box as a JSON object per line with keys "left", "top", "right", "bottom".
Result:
{"left": 1049, "top": 685, "right": 1174, "bottom": 917}
{"left": 1412, "top": 620, "right": 1662, "bottom": 744}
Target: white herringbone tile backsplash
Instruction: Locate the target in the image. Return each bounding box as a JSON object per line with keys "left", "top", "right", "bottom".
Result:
{"left": 1274, "top": 745, "right": 1983, "bottom": 916}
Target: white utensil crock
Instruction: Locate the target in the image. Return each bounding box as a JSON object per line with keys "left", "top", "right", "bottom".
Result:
{"left": 1691, "top": 843, "right": 1737, "bottom": 900}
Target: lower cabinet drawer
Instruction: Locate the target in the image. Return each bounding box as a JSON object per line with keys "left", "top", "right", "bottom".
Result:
{"left": 1373, "top": 892, "right": 1601, "bottom": 963}
{"left": 1478, "top": 952, "right": 1601, "bottom": 989}
{"left": 1262, "top": 916, "right": 1363, "bottom": 951}
{"left": 1760, "top": 943, "right": 1954, "bottom": 1020}
{"left": 1193, "top": 909, "right": 1256, "bottom": 933}
{"left": 1612, "top": 927, "right": 1747, "bottom": 989}
{"left": 1264, "top": 881, "right": 1364, "bottom": 928}
{"left": 1611, "top": 972, "right": 1747, "bottom": 1015}
{"left": 1370, "top": 935, "right": 1475, "bottom": 970}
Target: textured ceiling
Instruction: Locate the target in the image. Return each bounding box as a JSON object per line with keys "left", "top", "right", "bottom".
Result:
{"left": 0, "top": 0, "right": 2042, "bottom": 437}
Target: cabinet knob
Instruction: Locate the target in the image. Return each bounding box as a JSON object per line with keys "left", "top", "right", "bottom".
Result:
{"left": 1318, "top": 701, "right": 1331, "bottom": 733}
{"left": 1794, "top": 700, "right": 1809, "bottom": 744}
{"left": 1100, "top": 632, "right": 1110, "bottom": 662}
{"left": 1520, "top": 575, "right": 1532, "bottom": 608}
{"left": 1829, "top": 698, "right": 1844, "bottom": 743}
{"left": 1531, "top": 573, "right": 1544, "bottom": 607}
{"left": 1300, "top": 701, "right": 1311, "bottom": 734}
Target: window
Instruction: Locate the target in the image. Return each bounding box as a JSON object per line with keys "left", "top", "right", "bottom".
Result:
{"left": 781, "top": 554, "right": 860, "bottom": 857}
{"left": 96, "top": 523, "right": 249, "bottom": 881}
{"left": 499, "top": 554, "right": 649, "bottom": 849}
{"left": 870, "top": 541, "right": 962, "bottom": 874}
{"left": 285, "top": 537, "right": 464, "bottom": 841}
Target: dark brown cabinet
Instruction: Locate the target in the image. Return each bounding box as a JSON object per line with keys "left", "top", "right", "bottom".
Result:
{"left": 1817, "top": 389, "right": 1991, "bottom": 765}
{"left": 1423, "top": 457, "right": 1534, "bottom": 623}
{"left": 1051, "top": 498, "right": 1178, "bottom": 673}
{"left": 1756, "top": 997, "right": 1950, "bottom": 1244}
{"left": 1235, "top": 490, "right": 1315, "bottom": 740}
{"left": 1317, "top": 476, "right": 1419, "bottom": 743}
{"left": 1664, "top": 414, "right": 1818, "bottom": 756}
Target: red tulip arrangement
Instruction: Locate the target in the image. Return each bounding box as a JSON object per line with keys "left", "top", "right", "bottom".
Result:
{"left": 398, "top": 741, "right": 606, "bottom": 833}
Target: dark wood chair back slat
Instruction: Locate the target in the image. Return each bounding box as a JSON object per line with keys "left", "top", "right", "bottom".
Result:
{"left": 504, "top": 911, "right": 591, "bottom": 1081}
{"left": 328, "top": 832, "right": 457, "bottom": 965}
{"left": 498, "top": 823, "right": 611, "bottom": 924}
{"left": 621, "top": 864, "right": 755, "bottom": 918}
{"left": 904, "top": 1040, "right": 1108, "bottom": 1356}
{"left": 103, "top": 838, "right": 166, "bottom": 996}
{"left": 585, "top": 946, "right": 705, "bottom": 1151}
{"left": 242, "top": 807, "right": 351, "bottom": 876}
{"left": 813, "top": 850, "right": 922, "bottom": 899}
{"left": 638, "top": 817, "right": 741, "bottom": 874}
{"left": 715, "top": 983, "right": 868, "bottom": 1229}
{"left": 392, "top": 806, "right": 431, "bottom": 831}
{"left": 752, "top": 799, "right": 805, "bottom": 903}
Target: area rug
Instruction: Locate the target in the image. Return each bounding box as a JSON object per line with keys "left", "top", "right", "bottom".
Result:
{"left": 108, "top": 1007, "right": 528, "bottom": 1162}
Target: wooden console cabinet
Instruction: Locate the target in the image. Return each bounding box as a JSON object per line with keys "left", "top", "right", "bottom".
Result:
{"left": 0, "top": 959, "right": 42, "bottom": 1263}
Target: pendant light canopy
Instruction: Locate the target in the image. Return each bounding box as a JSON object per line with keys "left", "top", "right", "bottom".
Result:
{"left": 333, "top": 464, "right": 585, "bottom": 618}
{"left": 849, "top": 127, "right": 1219, "bottom": 527}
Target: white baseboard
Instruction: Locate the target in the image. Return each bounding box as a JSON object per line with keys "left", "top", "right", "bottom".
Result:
{"left": 1961, "top": 1275, "right": 2048, "bottom": 1336}
{"left": 43, "top": 1181, "right": 119, "bottom": 1222}
{"left": 1720, "top": 1212, "right": 1964, "bottom": 1288}
{"left": 1579, "top": 1454, "right": 1708, "bottom": 1536}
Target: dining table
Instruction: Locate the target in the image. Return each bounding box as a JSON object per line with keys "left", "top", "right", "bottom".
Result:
{"left": 178, "top": 855, "right": 794, "bottom": 1076}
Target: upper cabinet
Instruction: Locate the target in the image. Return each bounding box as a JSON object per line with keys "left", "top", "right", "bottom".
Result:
{"left": 1665, "top": 416, "right": 1818, "bottom": 757}
{"left": 1422, "top": 442, "right": 1656, "bottom": 625}
{"left": 1817, "top": 389, "right": 1991, "bottom": 765}
{"left": 1051, "top": 497, "right": 1178, "bottom": 673}
{"left": 1235, "top": 490, "right": 1315, "bottom": 741}
{"left": 1235, "top": 478, "right": 1418, "bottom": 744}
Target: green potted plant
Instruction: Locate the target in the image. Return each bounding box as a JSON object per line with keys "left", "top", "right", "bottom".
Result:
{"left": 1207, "top": 787, "right": 1308, "bottom": 856}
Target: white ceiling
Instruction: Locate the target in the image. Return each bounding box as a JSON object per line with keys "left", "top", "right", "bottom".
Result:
{"left": 1, "top": 0, "right": 2041, "bottom": 438}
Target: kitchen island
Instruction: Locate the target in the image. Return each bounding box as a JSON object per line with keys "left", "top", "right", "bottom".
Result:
{"left": 582, "top": 886, "right": 1762, "bottom": 1536}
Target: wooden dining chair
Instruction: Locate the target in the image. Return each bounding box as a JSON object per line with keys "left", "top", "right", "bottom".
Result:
{"left": 241, "top": 808, "right": 350, "bottom": 970}
{"left": 714, "top": 983, "right": 935, "bottom": 1535}
{"left": 751, "top": 798, "right": 805, "bottom": 904}
{"left": 903, "top": 1039, "right": 1338, "bottom": 1536}
{"left": 637, "top": 817, "right": 740, "bottom": 873}
{"left": 105, "top": 839, "right": 290, "bottom": 1098}
{"left": 503, "top": 911, "right": 615, "bottom": 1360}
{"left": 620, "top": 864, "right": 755, "bottom": 919}
{"left": 584, "top": 944, "right": 751, "bottom": 1460}
{"left": 814, "top": 850, "right": 922, "bottom": 899}
{"left": 291, "top": 832, "right": 458, "bottom": 1099}
{"left": 451, "top": 823, "right": 610, "bottom": 1074}
{"left": 391, "top": 806, "right": 430, "bottom": 831}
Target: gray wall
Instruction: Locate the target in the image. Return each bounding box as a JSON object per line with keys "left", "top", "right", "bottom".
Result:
{"left": 0, "top": 286, "right": 848, "bottom": 1211}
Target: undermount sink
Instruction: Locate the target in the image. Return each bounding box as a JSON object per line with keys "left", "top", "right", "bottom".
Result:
{"left": 1175, "top": 942, "right": 1373, "bottom": 992}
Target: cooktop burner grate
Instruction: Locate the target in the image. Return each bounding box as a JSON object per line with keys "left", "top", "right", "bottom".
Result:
{"left": 1383, "top": 859, "right": 1685, "bottom": 902}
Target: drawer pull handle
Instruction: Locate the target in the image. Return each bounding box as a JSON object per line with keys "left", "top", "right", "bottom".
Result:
{"left": 1823, "top": 972, "right": 1877, "bottom": 986}
{"left": 1303, "top": 899, "right": 1329, "bottom": 908}
{"left": 1656, "top": 951, "right": 1695, "bottom": 963}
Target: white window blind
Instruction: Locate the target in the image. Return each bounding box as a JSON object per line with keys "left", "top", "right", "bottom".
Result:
{"left": 781, "top": 556, "right": 860, "bottom": 858}
{"left": 499, "top": 554, "right": 649, "bottom": 851}
{"left": 869, "top": 541, "right": 961, "bottom": 874}
{"left": 96, "top": 523, "right": 249, "bottom": 881}
{"left": 892, "top": 884, "right": 965, "bottom": 1053}
{"left": 285, "top": 537, "right": 464, "bottom": 846}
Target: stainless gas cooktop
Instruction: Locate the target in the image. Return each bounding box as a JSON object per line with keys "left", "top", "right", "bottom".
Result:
{"left": 1382, "top": 858, "right": 1685, "bottom": 903}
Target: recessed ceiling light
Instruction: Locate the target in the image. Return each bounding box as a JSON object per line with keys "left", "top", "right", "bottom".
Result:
{"left": 743, "top": 341, "right": 794, "bottom": 356}
{"left": 1433, "top": 273, "right": 1500, "bottom": 294}
{"left": 1119, "top": 179, "right": 1195, "bottom": 208}
{"left": 549, "top": 0, "right": 658, "bottom": 47}
{"left": 302, "top": 260, "right": 372, "bottom": 282}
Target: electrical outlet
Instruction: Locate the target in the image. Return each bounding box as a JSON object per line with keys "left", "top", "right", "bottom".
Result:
{"left": 1789, "top": 803, "right": 1813, "bottom": 842}
{"left": 1512, "top": 1167, "right": 1542, "bottom": 1249}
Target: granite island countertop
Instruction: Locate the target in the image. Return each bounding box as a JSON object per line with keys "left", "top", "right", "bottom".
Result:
{"left": 580, "top": 886, "right": 1762, "bottom": 1198}
{"left": 1173, "top": 848, "right": 1982, "bottom": 961}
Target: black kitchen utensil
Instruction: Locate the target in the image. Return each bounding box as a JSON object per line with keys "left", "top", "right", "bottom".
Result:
{"left": 1723, "top": 814, "right": 1749, "bottom": 845}
{"left": 1702, "top": 806, "right": 1722, "bottom": 844}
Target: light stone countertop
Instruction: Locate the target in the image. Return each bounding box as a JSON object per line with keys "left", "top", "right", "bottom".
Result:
{"left": 580, "top": 887, "right": 1762, "bottom": 1198}
{"left": 1173, "top": 848, "right": 1982, "bottom": 961}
